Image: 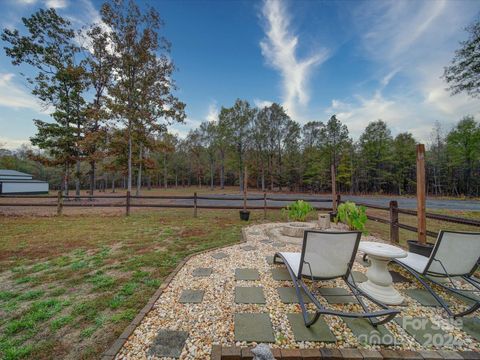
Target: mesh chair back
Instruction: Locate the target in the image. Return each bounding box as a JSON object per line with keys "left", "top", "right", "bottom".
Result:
{"left": 300, "top": 230, "right": 361, "bottom": 279}
{"left": 427, "top": 231, "right": 480, "bottom": 276}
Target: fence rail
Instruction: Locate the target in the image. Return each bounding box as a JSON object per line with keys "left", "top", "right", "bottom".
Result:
{"left": 1, "top": 193, "right": 478, "bottom": 242}
{"left": 349, "top": 199, "right": 480, "bottom": 243}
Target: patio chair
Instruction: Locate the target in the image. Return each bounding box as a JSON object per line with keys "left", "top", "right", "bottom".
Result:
{"left": 273, "top": 230, "right": 400, "bottom": 327}
{"left": 394, "top": 230, "right": 480, "bottom": 318}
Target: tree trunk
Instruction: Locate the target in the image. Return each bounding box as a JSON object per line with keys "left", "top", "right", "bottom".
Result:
{"left": 210, "top": 160, "right": 214, "bottom": 190}
{"left": 220, "top": 150, "right": 225, "bottom": 189}
{"left": 136, "top": 143, "right": 143, "bottom": 196}
{"left": 112, "top": 174, "right": 116, "bottom": 193}
{"left": 163, "top": 153, "right": 168, "bottom": 189}
{"left": 127, "top": 125, "right": 132, "bottom": 192}
{"left": 75, "top": 158, "right": 80, "bottom": 198}
{"left": 261, "top": 162, "right": 265, "bottom": 191}
{"left": 90, "top": 161, "right": 96, "bottom": 196}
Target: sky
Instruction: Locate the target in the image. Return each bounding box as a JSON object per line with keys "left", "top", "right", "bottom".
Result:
{"left": 1, "top": 0, "right": 480, "bottom": 150}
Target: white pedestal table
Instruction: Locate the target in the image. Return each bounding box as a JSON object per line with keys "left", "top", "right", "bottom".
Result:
{"left": 358, "top": 241, "right": 407, "bottom": 305}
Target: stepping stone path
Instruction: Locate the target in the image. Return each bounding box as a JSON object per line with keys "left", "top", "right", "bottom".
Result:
{"left": 462, "top": 317, "right": 480, "bottom": 341}
{"left": 390, "top": 270, "right": 410, "bottom": 283}
{"left": 241, "top": 245, "right": 257, "bottom": 251}
{"left": 272, "top": 242, "right": 286, "bottom": 248}
{"left": 271, "top": 268, "right": 291, "bottom": 281}
{"left": 260, "top": 239, "right": 273, "bottom": 244}
{"left": 451, "top": 290, "right": 480, "bottom": 306}
{"left": 404, "top": 289, "right": 442, "bottom": 306}
{"left": 147, "top": 330, "right": 189, "bottom": 358}
{"left": 266, "top": 255, "right": 283, "bottom": 265}
{"left": 318, "top": 288, "right": 358, "bottom": 304}
{"left": 234, "top": 313, "right": 275, "bottom": 342}
{"left": 342, "top": 318, "right": 396, "bottom": 345}
{"left": 235, "top": 268, "right": 260, "bottom": 281}
{"left": 192, "top": 268, "right": 213, "bottom": 277}
{"left": 211, "top": 252, "right": 228, "bottom": 259}
{"left": 287, "top": 313, "right": 336, "bottom": 342}
{"left": 277, "top": 287, "right": 312, "bottom": 303}
{"left": 179, "top": 290, "right": 204, "bottom": 303}
{"left": 351, "top": 271, "right": 367, "bottom": 283}
{"left": 395, "top": 317, "right": 447, "bottom": 346}
{"left": 235, "top": 286, "right": 266, "bottom": 304}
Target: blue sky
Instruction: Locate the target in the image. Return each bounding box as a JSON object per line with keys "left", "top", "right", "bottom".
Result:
{"left": 1, "top": 0, "right": 480, "bottom": 149}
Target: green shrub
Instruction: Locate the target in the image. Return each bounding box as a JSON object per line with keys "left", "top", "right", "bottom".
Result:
{"left": 335, "top": 202, "right": 368, "bottom": 233}
{"left": 282, "top": 200, "right": 314, "bottom": 222}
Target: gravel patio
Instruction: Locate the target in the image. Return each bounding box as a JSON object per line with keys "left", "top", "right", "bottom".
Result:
{"left": 114, "top": 222, "right": 480, "bottom": 360}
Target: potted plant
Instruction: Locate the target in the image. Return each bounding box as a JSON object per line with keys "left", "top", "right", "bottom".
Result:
{"left": 335, "top": 201, "right": 368, "bottom": 234}
{"left": 282, "top": 200, "right": 315, "bottom": 222}
{"left": 239, "top": 166, "right": 250, "bottom": 221}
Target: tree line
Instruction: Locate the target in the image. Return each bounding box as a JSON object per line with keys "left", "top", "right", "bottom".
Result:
{"left": 1, "top": 1, "right": 479, "bottom": 197}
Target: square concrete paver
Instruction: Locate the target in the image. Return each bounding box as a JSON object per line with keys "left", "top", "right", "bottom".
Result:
{"left": 404, "top": 289, "right": 442, "bottom": 306}
{"left": 235, "top": 268, "right": 260, "bottom": 281}
{"left": 288, "top": 313, "right": 336, "bottom": 342}
{"left": 271, "top": 268, "right": 291, "bottom": 281}
{"left": 234, "top": 313, "right": 275, "bottom": 342}
{"left": 241, "top": 245, "right": 257, "bottom": 251}
{"left": 390, "top": 270, "right": 410, "bottom": 283}
{"left": 147, "top": 330, "right": 189, "bottom": 358}
{"left": 260, "top": 239, "right": 273, "bottom": 244}
{"left": 351, "top": 271, "right": 367, "bottom": 283}
{"left": 318, "top": 288, "right": 358, "bottom": 304}
{"left": 266, "top": 256, "right": 283, "bottom": 265}
{"left": 179, "top": 290, "right": 204, "bottom": 303}
{"left": 343, "top": 318, "right": 396, "bottom": 345}
{"left": 277, "top": 287, "right": 312, "bottom": 303}
{"left": 235, "top": 286, "right": 266, "bottom": 304}
{"left": 395, "top": 317, "right": 447, "bottom": 346}
{"left": 211, "top": 252, "right": 229, "bottom": 259}
{"left": 452, "top": 290, "right": 480, "bottom": 306}
{"left": 192, "top": 268, "right": 213, "bottom": 277}
{"left": 461, "top": 317, "right": 480, "bottom": 341}
{"left": 272, "top": 242, "right": 286, "bottom": 248}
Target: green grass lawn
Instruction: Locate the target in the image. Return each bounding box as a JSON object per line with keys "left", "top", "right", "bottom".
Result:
{"left": 0, "top": 209, "right": 284, "bottom": 360}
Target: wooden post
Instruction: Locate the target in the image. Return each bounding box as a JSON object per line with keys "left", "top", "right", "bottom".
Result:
{"left": 389, "top": 200, "right": 399, "bottom": 243}
{"left": 416, "top": 144, "right": 427, "bottom": 244}
{"left": 331, "top": 163, "right": 337, "bottom": 212}
{"left": 57, "top": 190, "right": 63, "bottom": 216}
{"left": 243, "top": 166, "right": 248, "bottom": 211}
{"left": 263, "top": 191, "right": 267, "bottom": 219}
{"left": 126, "top": 191, "right": 131, "bottom": 217}
{"left": 194, "top": 192, "right": 197, "bottom": 218}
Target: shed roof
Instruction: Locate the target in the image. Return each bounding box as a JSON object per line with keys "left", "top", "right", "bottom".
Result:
{"left": 0, "top": 170, "right": 32, "bottom": 177}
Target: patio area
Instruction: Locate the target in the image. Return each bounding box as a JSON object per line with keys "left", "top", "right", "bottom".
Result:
{"left": 114, "top": 222, "right": 480, "bottom": 360}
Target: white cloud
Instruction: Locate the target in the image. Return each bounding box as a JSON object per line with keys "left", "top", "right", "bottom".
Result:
{"left": 253, "top": 99, "right": 273, "bottom": 109}
{"left": 44, "top": 0, "right": 68, "bottom": 9}
{"left": 0, "top": 73, "right": 44, "bottom": 111}
{"left": 17, "top": 0, "right": 37, "bottom": 4}
{"left": 0, "top": 137, "right": 31, "bottom": 150}
{"left": 329, "top": 0, "right": 480, "bottom": 142}
{"left": 259, "top": 0, "right": 329, "bottom": 120}
{"left": 205, "top": 101, "right": 219, "bottom": 123}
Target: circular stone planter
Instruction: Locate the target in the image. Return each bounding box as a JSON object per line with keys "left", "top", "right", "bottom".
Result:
{"left": 281, "top": 222, "right": 316, "bottom": 238}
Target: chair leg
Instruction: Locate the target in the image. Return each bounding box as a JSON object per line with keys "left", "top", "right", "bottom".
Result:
{"left": 394, "top": 262, "right": 454, "bottom": 317}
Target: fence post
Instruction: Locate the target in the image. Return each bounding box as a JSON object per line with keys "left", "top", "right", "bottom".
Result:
{"left": 389, "top": 200, "right": 399, "bottom": 243}
{"left": 126, "top": 191, "right": 130, "bottom": 217}
{"left": 57, "top": 190, "right": 63, "bottom": 216}
{"left": 194, "top": 192, "right": 197, "bottom": 218}
{"left": 263, "top": 192, "right": 267, "bottom": 219}
{"left": 336, "top": 194, "right": 341, "bottom": 209}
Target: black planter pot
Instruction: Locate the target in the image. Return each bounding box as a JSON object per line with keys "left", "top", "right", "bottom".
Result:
{"left": 407, "top": 240, "right": 434, "bottom": 257}
{"left": 239, "top": 210, "right": 250, "bottom": 221}
{"left": 329, "top": 211, "right": 337, "bottom": 222}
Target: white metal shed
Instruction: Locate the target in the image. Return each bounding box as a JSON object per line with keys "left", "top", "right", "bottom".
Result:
{"left": 0, "top": 170, "right": 49, "bottom": 194}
